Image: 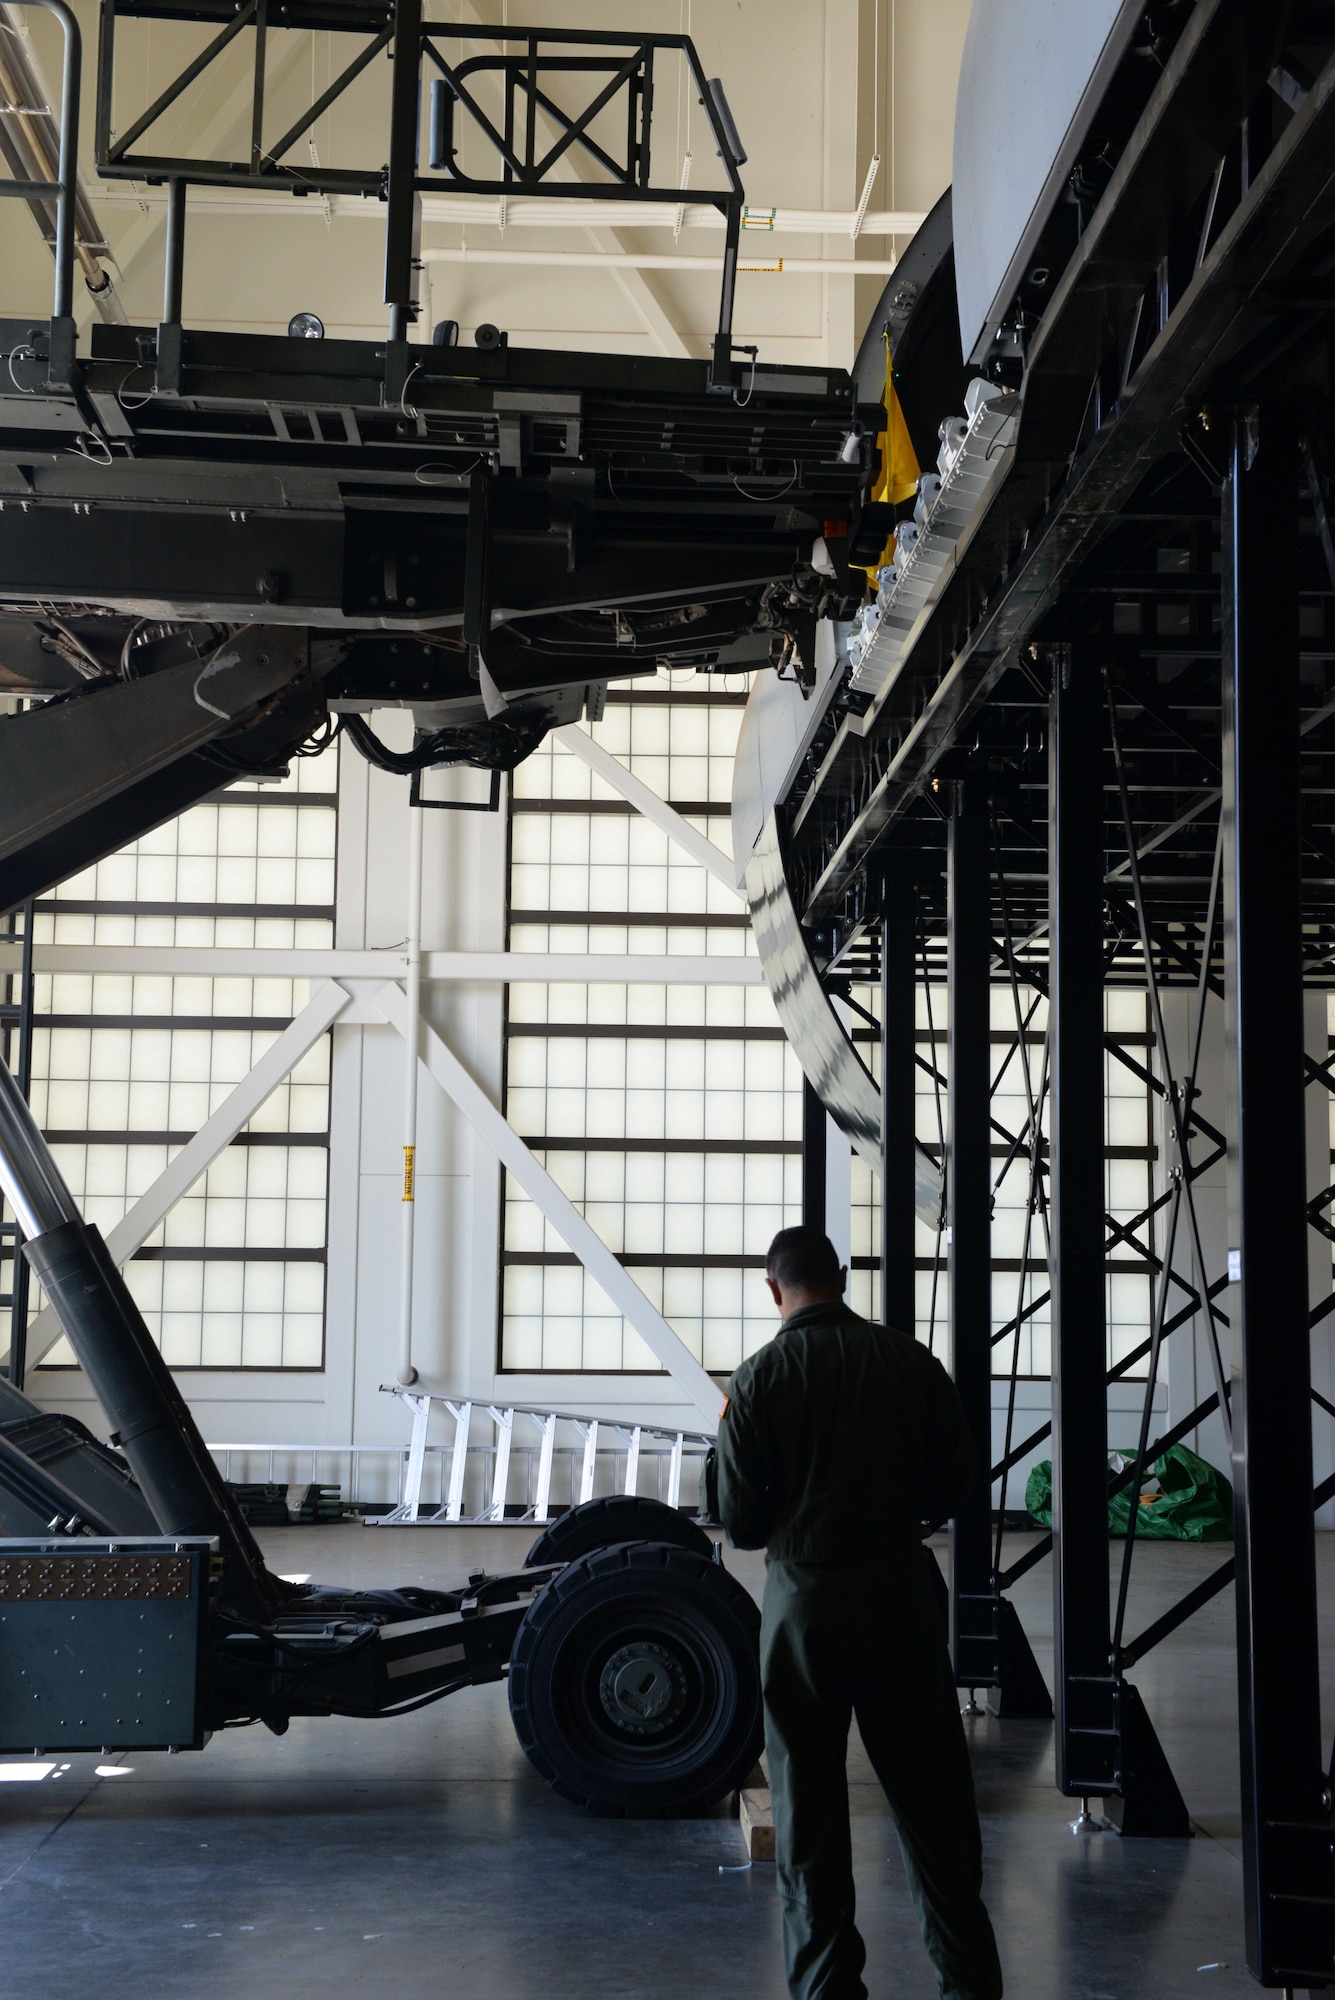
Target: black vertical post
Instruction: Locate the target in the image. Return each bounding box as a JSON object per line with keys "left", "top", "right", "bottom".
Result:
{"left": 249, "top": 0, "right": 268, "bottom": 173}
{"left": 162, "top": 180, "right": 186, "bottom": 326}
{"left": 880, "top": 890, "right": 917, "bottom": 1334}
{"left": 1222, "top": 409, "right": 1334, "bottom": 1982}
{"left": 8, "top": 899, "right": 33, "bottom": 1389}
{"left": 156, "top": 178, "right": 187, "bottom": 394}
{"left": 948, "top": 780, "right": 995, "bottom": 1688}
{"left": 1048, "top": 648, "right": 1116, "bottom": 1797}
{"left": 801, "top": 1078, "right": 827, "bottom": 1235}
{"left": 384, "top": 0, "right": 423, "bottom": 339}
{"left": 710, "top": 200, "right": 742, "bottom": 391}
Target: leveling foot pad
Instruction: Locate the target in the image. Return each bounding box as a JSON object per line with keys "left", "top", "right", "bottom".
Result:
{"left": 508, "top": 1540, "right": 763, "bottom": 1817}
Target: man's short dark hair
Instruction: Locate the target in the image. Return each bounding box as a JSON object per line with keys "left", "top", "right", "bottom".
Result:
{"left": 766, "top": 1226, "right": 842, "bottom": 1291}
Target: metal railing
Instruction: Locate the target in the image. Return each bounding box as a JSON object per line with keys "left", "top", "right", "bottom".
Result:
{"left": 1, "top": 0, "right": 79, "bottom": 330}
{"left": 92, "top": 9, "right": 747, "bottom": 377}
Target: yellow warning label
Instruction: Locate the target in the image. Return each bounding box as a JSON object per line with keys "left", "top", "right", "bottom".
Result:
{"left": 402, "top": 1145, "right": 415, "bottom": 1202}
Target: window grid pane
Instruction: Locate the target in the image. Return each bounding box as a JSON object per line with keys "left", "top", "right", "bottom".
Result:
{"left": 19, "top": 746, "right": 338, "bottom": 1371}
{"left": 501, "top": 672, "right": 801, "bottom": 1376}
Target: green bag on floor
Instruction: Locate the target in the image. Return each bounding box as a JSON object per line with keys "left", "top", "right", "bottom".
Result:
{"left": 1025, "top": 1442, "right": 1233, "bottom": 1541}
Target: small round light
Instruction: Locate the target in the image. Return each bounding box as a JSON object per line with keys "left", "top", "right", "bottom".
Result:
{"left": 288, "top": 312, "right": 324, "bottom": 340}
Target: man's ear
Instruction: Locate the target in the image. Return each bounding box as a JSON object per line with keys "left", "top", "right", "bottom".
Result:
{"left": 765, "top": 1275, "right": 783, "bottom": 1310}
{"left": 839, "top": 1265, "right": 848, "bottom": 1294}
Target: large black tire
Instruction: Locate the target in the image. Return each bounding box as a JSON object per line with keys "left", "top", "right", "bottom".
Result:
{"left": 524, "top": 1493, "right": 713, "bottom": 1568}
{"left": 508, "top": 1540, "right": 763, "bottom": 1816}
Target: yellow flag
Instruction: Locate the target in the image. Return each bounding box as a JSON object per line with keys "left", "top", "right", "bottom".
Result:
{"left": 860, "top": 332, "right": 921, "bottom": 581}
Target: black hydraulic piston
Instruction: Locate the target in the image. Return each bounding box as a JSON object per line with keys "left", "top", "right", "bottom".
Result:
{"left": 0, "top": 1055, "right": 280, "bottom": 1616}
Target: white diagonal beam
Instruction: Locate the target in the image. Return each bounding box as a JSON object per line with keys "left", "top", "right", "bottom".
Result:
{"left": 373, "top": 983, "right": 722, "bottom": 1428}
{"left": 583, "top": 224, "right": 693, "bottom": 359}
{"left": 12, "top": 979, "right": 357, "bottom": 1369}
{"left": 551, "top": 725, "right": 742, "bottom": 895}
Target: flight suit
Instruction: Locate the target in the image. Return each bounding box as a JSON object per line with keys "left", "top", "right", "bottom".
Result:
{"left": 715, "top": 1301, "right": 1003, "bottom": 2000}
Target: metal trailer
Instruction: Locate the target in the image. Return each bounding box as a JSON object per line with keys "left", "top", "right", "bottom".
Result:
{"left": 0, "top": 13, "right": 827, "bottom": 1813}
{"left": 0, "top": 1058, "right": 763, "bottom": 1811}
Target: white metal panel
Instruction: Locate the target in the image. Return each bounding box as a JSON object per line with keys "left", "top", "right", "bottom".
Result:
{"left": 952, "top": 0, "right": 1143, "bottom": 364}
{"left": 730, "top": 624, "right": 841, "bottom": 888}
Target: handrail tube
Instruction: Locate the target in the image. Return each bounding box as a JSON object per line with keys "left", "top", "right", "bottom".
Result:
{"left": 6, "top": 0, "right": 80, "bottom": 321}
{"left": 0, "top": 179, "right": 66, "bottom": 201}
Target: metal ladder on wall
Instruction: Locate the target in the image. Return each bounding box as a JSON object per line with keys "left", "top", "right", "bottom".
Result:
{"left": 367, "top": 1385, "right": 714, "bottom": 1527}
{"left": 0, "top": 894, "right": 34, "bottom": 1386}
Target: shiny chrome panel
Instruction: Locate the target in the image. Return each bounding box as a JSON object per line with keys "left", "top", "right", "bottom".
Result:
{"left": 742, "top": 806, "right": 941, "bottom": 1226}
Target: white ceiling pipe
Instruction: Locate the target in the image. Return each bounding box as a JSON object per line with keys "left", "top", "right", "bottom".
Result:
{"left": 88, "top": 186, "right": 926, "bottom": 238}
{"left": 421, "top": 246, "right": 903, "bottom": 276}
{"left": 0, "top": 2, "right": 127, "bottom": 321}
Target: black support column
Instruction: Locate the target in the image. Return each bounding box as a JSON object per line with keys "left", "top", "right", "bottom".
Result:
{"left": 880, "top": 890, "right": 918, "bottom": 1334}
{"left": 384, "top": 0, "right": 424, "bottom": 340}
{"left": 948, "top": 781, "right": 996, "bottom": 1689}
{"left": 1222, "top": 410, "right": 1335, "bottom": 1983}
{"left": 1048, "top": 649, "right": 1117, "bottom": 1798}
{"left": 801, "top": 1078, "right": 827, "bottom": 1235}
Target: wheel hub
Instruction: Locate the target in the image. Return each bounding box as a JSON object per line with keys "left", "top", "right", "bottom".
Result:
{"left": 598, "top": 1640, "right": 688, "bottom": 1735}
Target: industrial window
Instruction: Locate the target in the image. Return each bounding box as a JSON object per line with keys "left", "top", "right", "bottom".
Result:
{"left": 501, "top": 677, "right": 1158, "bottom": 1383}
{"left": 17, "top": 750, "right": 338, "bottom": 1371}
{"left": 847, "top": 983, "right": 1157, "bottom": 1379}
{"left": 500, "top": 673, "right": 805, "bottom": 1376}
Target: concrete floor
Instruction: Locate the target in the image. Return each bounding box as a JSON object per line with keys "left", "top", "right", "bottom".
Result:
{"left": 0, "top": 1524, "right": 1327, "bottom": 2000}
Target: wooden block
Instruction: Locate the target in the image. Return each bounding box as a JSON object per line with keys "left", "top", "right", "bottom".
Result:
{"left": 740, "top": 1786, "right": 775, "bottom": 1862}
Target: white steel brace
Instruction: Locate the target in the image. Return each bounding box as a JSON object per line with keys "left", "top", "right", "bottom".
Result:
{"left": 0, "top": 946, "right": 765, "bottom": 983}
{"left": 372, "top": 984, "right": 723, "bottom": 1425}
{"left": 551, "top": 725, "right": 743, "bottom": 895}
{"left": 10, "top": 979, "right": 357, "bottom": 1370}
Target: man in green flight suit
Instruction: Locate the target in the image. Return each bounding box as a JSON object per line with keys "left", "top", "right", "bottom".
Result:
{"left": 714, "top": 1225, "right": 1003, "bottom": 2000}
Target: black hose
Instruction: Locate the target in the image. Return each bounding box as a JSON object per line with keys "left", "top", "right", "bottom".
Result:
{"left": 341, "top": 708, "right": 550, "bottom": 775}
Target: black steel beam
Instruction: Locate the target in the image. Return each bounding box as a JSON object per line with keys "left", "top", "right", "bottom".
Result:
{"left": 384, "top": 0, "right": 423, "bottom": 339}
{"left": 4, "top": 900, "right": 33, "bottom": 1381}
{"left": 0, "top": 682, "right": 326, "bottom": 914}
{"left": 880, "top": 891, "right": 917, "bottom": 1333}
{"left": 788, "top": 16, "right": 1335, "bottom": 932}
{"left": 947, "top": 779, "right": 995, "bottom": 1688}
{"left": 1048, "top": 649, "right": 1116, "bottom": 1796}
{"left": 0, "top": 630, "right": 310, "bottom": 898}
{"left": 1222, "top": 408, "right": 1335, "bottom": 1985}
{"left": 800, "top": 1077, "right": 826, "bottom": 1235}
